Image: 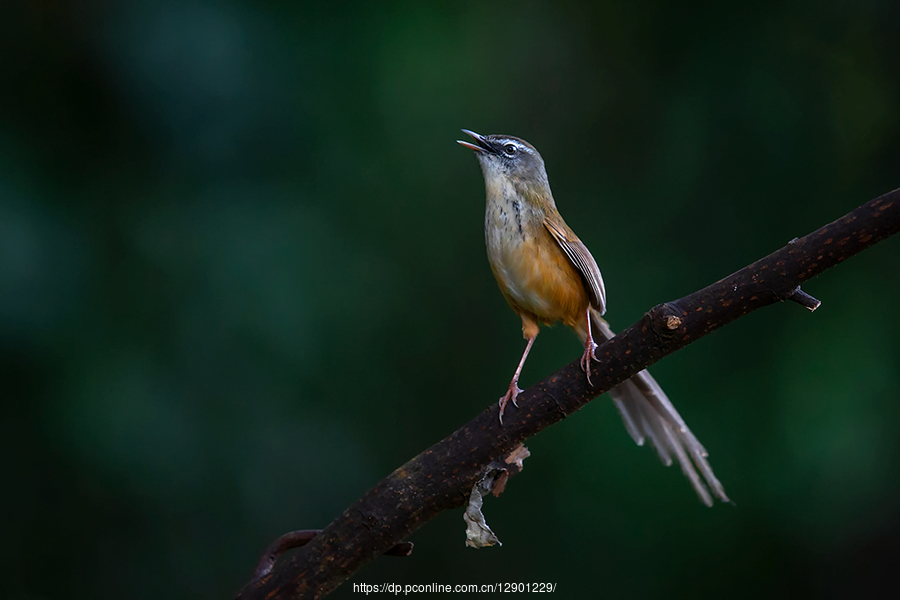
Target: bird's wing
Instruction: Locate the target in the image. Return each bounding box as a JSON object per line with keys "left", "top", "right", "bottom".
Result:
{"left": 543, "top": 216, "right": 607, "bottom": 314}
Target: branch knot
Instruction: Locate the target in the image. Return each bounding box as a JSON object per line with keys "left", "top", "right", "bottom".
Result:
{"left": 648, "top": 302, "right": 683, "bottom": 342}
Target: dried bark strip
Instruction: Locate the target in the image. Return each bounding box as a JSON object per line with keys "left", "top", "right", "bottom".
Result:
{"left": 235, "top": 188, "right": 900, "bottom": 600}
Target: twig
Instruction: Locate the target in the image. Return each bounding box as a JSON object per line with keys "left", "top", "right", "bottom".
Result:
{"left": 786, "top": 286, "right": 822, "bottom": 311}
{"left": 254, "top": 530, "right": 413, "bottom": 579}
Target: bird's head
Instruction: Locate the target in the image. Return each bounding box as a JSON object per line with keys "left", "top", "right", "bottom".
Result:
{"left": 457, "top": 130, "right": 550, "bottom": 196}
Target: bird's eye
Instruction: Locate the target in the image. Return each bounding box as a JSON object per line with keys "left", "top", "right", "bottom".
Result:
{"left": 504, "top": 144, "right": 518, "bottom": 156}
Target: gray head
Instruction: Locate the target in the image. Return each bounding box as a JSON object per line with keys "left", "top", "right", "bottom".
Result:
{"left": 457, "top": 130, "right": 549, "bottom": 192}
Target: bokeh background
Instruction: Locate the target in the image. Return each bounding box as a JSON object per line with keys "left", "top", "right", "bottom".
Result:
{"left": 3, "top": 1, "right": 900, "bottom": 598}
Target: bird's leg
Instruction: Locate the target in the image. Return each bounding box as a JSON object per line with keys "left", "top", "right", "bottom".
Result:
{"left": 580, "top": 307, "right": 599, "bottom": 385}
{"left": 499, "top": 335, "right": 535, "bottom": 424}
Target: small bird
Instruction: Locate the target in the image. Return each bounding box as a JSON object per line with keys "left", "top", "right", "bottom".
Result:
{"left": 458, "top": 130, "right": 728, "bottom": 506}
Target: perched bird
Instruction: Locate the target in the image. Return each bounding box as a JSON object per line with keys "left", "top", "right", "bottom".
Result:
{"left": 458, "top": 130, "right": 728, "bottom": 506}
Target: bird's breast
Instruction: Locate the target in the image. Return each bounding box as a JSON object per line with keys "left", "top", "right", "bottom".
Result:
{"left": 485, "top": 196, "right": 587, "bottom": 326}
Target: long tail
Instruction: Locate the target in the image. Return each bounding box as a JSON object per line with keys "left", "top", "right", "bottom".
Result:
{"left": 590, "top": 309, "right": 729, "bottom": 506}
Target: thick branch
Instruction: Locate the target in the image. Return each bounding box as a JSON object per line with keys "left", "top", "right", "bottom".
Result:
{"left": 236, "top": 188, "right": 900, "bottom": 600}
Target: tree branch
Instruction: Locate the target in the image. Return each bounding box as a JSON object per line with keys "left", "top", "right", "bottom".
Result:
{"left": 235, "top": 188, "right": 900, "bottom": 600}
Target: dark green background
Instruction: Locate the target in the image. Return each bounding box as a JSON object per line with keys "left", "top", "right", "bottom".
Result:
{"left": 3, "top": 1, "right": 899, "bottom": 598}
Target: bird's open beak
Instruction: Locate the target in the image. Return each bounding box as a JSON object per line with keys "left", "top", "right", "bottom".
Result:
{"left": 457, "top": 129, "right": 493, "bottom": 153}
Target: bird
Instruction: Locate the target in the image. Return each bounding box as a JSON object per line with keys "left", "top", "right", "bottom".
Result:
{"left": 458, "top": 129, "right": 729, "bottom": 506}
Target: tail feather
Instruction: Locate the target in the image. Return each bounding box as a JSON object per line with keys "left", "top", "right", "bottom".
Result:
{"left": 591, "top": 311, "right": 729, "bottom": 506}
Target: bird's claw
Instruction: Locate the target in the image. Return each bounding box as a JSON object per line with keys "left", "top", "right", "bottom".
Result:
{"left": 498, "top": 383, "right": 523, "bottom": 424}
{"left": 580, "top": 340, "right": 599, "bottom": 385}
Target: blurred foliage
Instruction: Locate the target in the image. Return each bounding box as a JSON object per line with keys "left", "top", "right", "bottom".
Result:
{"left": 2, "top": 0, "right": 900, "bottom": 598}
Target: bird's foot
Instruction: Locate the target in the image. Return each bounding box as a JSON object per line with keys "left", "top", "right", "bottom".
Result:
{"left": 498, "top": 382, "right": 523, "bottom": 424}
{"left": 580, "top": 339, "right": 599, "bottom": 385}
